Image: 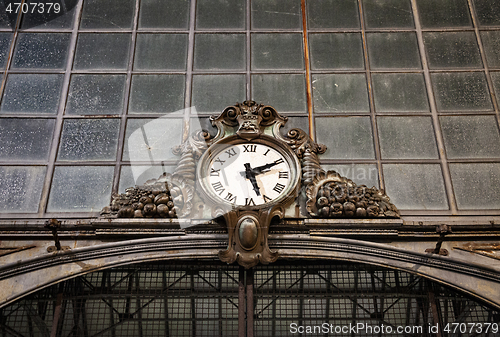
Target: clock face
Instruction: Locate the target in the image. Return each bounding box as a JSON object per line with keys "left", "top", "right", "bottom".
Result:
{"left": 203, "top": 142, "right": 297, "bottom": 207}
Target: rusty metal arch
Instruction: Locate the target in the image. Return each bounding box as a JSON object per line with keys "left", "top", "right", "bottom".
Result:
{"left": 1, "top": 233, "right": 499, "bottom": 309}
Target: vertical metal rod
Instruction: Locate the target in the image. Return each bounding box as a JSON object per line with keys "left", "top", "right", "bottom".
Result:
{"left": 301, "top": 0, "right": 315, "bottom": 140}
{"left": 183, "top": 0, "right": 197, "bottom": 143}
{"left": 238, "top": 268, "right": 245, "bottom": 337}
{"left": 163, "top": 271, "right": 170, "bottom": 337}
{"left": 246, "top": 0, "right": 251, "bottom": 101}
{"left": 428, "top": 283, "right": 443, "bottom": 337}
{"left": 246, "top": 269, "right": 254, "bottom": 337}
{"left": 50, "top": 293, "right": 64, "bottom": 337}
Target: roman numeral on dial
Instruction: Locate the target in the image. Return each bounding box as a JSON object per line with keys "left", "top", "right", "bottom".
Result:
{"left": 212, "top": 182, "right": 225, "bottom": 195}
{"left": 225, "top": 148, "right": 237, "bottom": 158}
{"left": 224, "top": 193, "right": 237, "bottom": 203}
{"left": 279, "top": 171, "right": 289, "bottom": 179}
{"left": 273, "top": 183, "right": 285, "bottom": 194}
{"left": 245, "top": 198, "right": 256, "bottom": 206}
{"left": 243, "top": 144, "right": 257, "bottom": 152}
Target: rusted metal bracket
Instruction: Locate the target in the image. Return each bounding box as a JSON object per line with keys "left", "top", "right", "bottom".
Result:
{"left": 425, "top": 224, "right": 452, "bottom": 256}
{"left": 45, "top": 218, "right": 62, "bottom": 251}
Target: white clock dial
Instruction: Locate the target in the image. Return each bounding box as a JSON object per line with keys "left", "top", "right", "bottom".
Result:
{"left": 207, "top": 143, "right": 293, "bottom": 206}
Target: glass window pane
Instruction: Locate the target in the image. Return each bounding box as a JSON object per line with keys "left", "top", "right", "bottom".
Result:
{"left": 378, "top": 116, "right": 438, "bottom": 159}
{"left": 383, "top": 164, "right": 448, "bottom": 210}
{"left": 0, "top": 119, "right": 55, "bottom": 161}
{"left": 0, "top": 33, "right": 12, "bottom": 68}
{"left": 423, "top": 32, "right": 482, "bottom": 69}
{"left": 192, "top": 75, "right": 245, "bottom": 113}
{"left": 362, "top": 0, "right": 414, "bottom": 28}
{"left": 312, "top": 74, "right": 369, "bottom": 112}
{"left": 315, "top": 117, "right": 375, "bottom": 159}
{"left": 0, "top": 166, "right": 46, "bottom": 213}
{"left": 440, "top": 115, "right": 500, "bottom": 159}
{"left": 80, "top": 0, "right": 134, "bottom": 29}
{"left": 450, "top": 163, "right": 500, "bottom": 209}
{"left": 473, "top": 0, "right": 500, "bottom": 26}
{"left": 367, "top": 32, "right": 421, "bottom": 69}
{"left": 491, "top": 72, "right": 500, "bottom": 106}
{"left": 431, "top": 72, "right": 492, "bottom": 111}
{"left": 416, "top": 0, "right": 471, "bottom": 28}
{"left": 307, "top": 0, "right": 359, "bottom": 28}
{"left": 1, "top": 74, "right": 63, "bottom": 114}
{"left": 123, "top": 118, "right": 184, "bottom": 162}
{"left": 480, "top": 31, "right": 500, "bottom": 68}
{"left": 119, "top": 165, "right": 175, "bottom": 193}
{"left": 252, "top": 33, "right": 303, "bottom": 70}
{"left": 57, "top": 119, "right": 120, "bottom": 161}
{"left": 74, "top": 33, "right": 131, "bottom": 70}
{"left": 47, "top": 166, "right": 114, "bottom": 212}
{"left": 323, "top": 164, "right": 379, "bottom": 188}
{"left": 12, "top": 33, "right": 70, "bottom": 69}
{"left": 196, "top": 0, "right": 245, "bottom": 29}
{"left": 134, "top": 34, "right": 188, "bottom": 70}
{"left": 20, "top": 2, "right": 76, "bottom": 29}
{"left": 66, "top": 75, "right": 126, "bottom": 115}
{"left": 139, "top": 0, "right": 190, "bottom": 29}
{"left": 129, "top": 75, "right": 185, "bottom": 114}
{"left": 252, "top": 74, "right": 306, "bottom": 112}
{"left": 252, "top": 0, "right": 302, "bottom": 29}
{"left": 309, "top": 33, "right": 364, "bottom": 70}
{"left": 372, "top": 73, "right": 429, "bottom": 112}
{"left": 194, "top": 34, "right": 245, "bottom": 70}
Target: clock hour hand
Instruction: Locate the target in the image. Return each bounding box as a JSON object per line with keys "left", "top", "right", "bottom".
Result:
{"left": 244, "top": 163, "right": 261, "bottom": 196}
{"left": 252, "top": 159, "right": 282, "bottom": 175}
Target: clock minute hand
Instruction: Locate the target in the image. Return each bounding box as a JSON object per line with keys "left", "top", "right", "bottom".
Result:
{"left": 252, "top": 159, "right": 281, "bottom": 175}
{"left": 244, "top": 163, "right": 261, "bottom": 196}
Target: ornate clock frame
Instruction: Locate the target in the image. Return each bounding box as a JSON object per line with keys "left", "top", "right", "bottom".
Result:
{"left": 102, "top": 101, "right": 400, "bottom": 268}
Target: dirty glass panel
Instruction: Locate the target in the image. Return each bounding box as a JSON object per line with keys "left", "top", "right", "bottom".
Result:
{"left": 66, "top": 75, "right": 126, "bottom": 115}
{"left": 491, "top": 72, "right": 500, "bottom": 106}
{"left": 0, "top": 166, "right": 46, "bottom": 213}
{"left": 315, "top": 117, "right": 374, "bottom": 159}
{"left": 134, "top": 34, "right": 188, "bottom": 70}
{"left": 194, "top": 34, "right": 245, "bottom": 70}
{"left": 119, "top": 166, "right": 175, "bottom": 193}
{"left": 0, "top": 119, "right": 55, "bottom": 161}
{"left": 74, "top": 33, "right": 131, "bottom": 70}
{"left": 57, "top": 119, "right": 120, "bottom": 161}
{"left": 440, "top": 115, "right": 500, "bottom": 159}
{"left": 312, "top": 74, "right": 369, "bottom": 112}
{"left": 12, "top": 33, "right": 70, "bottom": 69}
{"left": 47, "top": 166, "right": 114, "bottom": 212}
{"left": 366, "top": 32, "right": 421, "bottom": 69}
{"left": 423, "top": 32, "right": 482, "bottom": 69}
{"left": 372, "top": 73, "right": 429, "bottom": 112}
{"left": 383, "top": 164, "right": 448, "bottom": 210}
{"left": 196, "top": 0, "right": 245, "bottom": 30}
{"left": 431, "top": 72, "right": 492, "bottom": 111}
{"left": 251, "top": 0, "right": 302, "bottom": 29}
{"left": 415, "top": 0, "right": 471, "bottom": 28}
{"left": 378, "top": 116, "right": 438, "bottom": 159}
{"left": 252, "top": 34, "right": 303, "bottom": 70}
{"left": 129, "top": 75, "right": 185, "bottom": 114}
{"left": 20, "top": 1, "right": 76, "bottom": 29}
{"left": 123, "top": 118, "right": 184, "bottom": 162}
{"left": 192, "top": 75, "right": 245, "bottom": 113}
{"left": 252, "top": 74, "right": 306, "bottom": 112}
{"left": 480, "top": 31, "right": 500, "bottom": 68}
{"left": 139, "top": 0, "right": 190, "bottom": 29}
{"left": 309, "top": 33, "right": 364, "bottom": 70}
{"left": 80, "top": 0, "right": 134, "bottom": 29}
{"left": 450, "top": 163, "right": 500, "bottom": 209}
{"left": 473, "top": 0, "right": 500, "bottom": 26}
{"left": 323, "top": 164, "right": 379, "bottom": 188}
{"left": 0, "top": 74, "right": 63, "bottom": 114}
{"left": 307, "top": 0, "right": 359, "bottom": 28}
{"left": 0, "top": 33, "right": 12, "bottom": 68}
{"left": 362, "top": 0, "right": 414, "bottom": 28}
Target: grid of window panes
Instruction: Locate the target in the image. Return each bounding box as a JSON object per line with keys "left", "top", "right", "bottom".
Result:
{"left": 0, "top": 0, "right": 499, "bottom": 218}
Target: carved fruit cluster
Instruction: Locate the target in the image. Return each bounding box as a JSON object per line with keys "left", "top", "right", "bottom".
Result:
{"left": 102, "top": 180, "right": 185, "bottom": 218}
{"left": 315, "top": 183, "right": 387, "bottom": 218}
